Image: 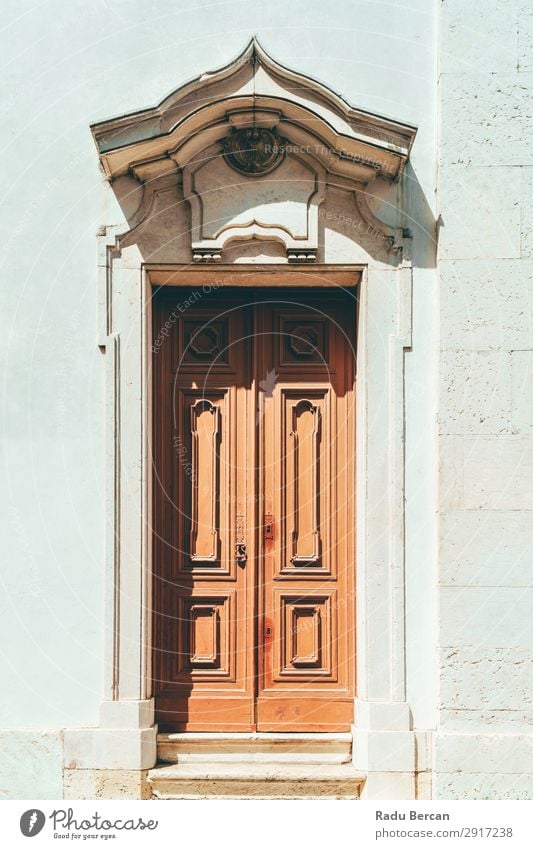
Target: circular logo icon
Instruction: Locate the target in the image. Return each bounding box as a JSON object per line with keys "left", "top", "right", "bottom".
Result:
{"left": 20, "top": 810, "right": 46, "bottom": 837}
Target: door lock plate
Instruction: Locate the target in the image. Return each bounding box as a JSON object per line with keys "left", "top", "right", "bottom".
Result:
{"left": 264, "top": 513, "right": 274, "bottom": 541}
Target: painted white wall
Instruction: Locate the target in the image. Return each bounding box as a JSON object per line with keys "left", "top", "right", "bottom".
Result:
{"left": 1, "top": 0, "right": 440, "bottom": 797}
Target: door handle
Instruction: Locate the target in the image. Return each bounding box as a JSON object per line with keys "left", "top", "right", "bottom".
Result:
{"left": 235, "top": 543, "right": 247, "bottom": 567}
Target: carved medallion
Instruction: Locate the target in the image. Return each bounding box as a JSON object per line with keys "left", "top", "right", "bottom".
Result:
{"left": 221, "top": 127, "right": 285, "bottom": 176}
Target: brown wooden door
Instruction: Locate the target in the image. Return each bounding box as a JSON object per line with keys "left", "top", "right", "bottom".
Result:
{"left": 153, "top": 287, "right": 355, "bottom": 731}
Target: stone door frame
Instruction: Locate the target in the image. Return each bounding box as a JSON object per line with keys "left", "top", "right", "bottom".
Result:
{"left": 64, "top": 251, "right": 418, "bottom": 800}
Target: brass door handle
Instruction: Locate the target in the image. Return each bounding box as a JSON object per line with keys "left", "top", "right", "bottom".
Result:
{"left": 235, "top": 543, "right": 247, "bottom": 567}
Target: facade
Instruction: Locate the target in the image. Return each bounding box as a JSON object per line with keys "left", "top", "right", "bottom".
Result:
{"left": 0, "top": 1, "right": 531, "bottom": 801}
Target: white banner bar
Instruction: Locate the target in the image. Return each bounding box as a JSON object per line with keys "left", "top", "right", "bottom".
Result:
{"left": 1, "top": 800, "right": 532, "bottom": 849}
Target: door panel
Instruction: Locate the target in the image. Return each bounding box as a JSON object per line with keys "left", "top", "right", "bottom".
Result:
{"left": 153, "top": 287, "right": 355, "bottom": 732}
{"left": 153, "top": 293, "right": 255, "bottom": 730}
{"left": 256, "top": 294, "right": 355, "bottom": 730}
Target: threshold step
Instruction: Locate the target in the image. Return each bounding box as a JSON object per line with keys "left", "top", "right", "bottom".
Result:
{"left": 148, "top": 762, "right": 364, "bottom": 799}
{"left": 157, "top": 732, "right": 352, "bottom": 763}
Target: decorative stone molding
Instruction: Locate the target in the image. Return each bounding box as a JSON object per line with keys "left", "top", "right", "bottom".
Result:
{"left": 192, "top": 249, "right": 222, "bottom": 263}
{"left": 352, "top": 248, "right": 417, "bottom": 798}
{"left": 182, "top": 140, "right": 326, "bottom": 260}
{"left": 91, "top": 37, "right": 416, "bottom": 264}
{"left": 354, "top": 189, "right": 405, "bottom": 255}
{"left": 287, "top": 250, "right": 317, "bottom": 263}
{"left": 92, "top": 38, "right": 416, "bottom": 181}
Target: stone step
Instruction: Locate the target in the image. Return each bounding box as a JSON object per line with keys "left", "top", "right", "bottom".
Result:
{"left": 148, "top": 762, "right": 364, "bottom": 799}
{"left": 157, "top": 732, "right": 352, "bottom": 764}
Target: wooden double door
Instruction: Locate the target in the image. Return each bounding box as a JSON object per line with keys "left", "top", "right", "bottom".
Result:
{"left": 153, "top": 286, "right": 356, "bottom": 731}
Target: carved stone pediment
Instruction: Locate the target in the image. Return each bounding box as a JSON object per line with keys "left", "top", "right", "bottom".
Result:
{"left": 183, "top": 131, "right": 325, "bottom": 261}
{"left": 91, "top": 38, "right": 417, "bottom": 262}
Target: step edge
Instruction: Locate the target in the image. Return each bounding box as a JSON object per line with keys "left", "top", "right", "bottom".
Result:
{"left": 148, "top": 769, "right": 366, "bottom": 783}
{"left": 152, "top": 795, "right": 359, "bottom": 800}
{"left": 157, "top": 732, "right": 353, "bottom": 742}
{"left": 157, "top": 755, "right": 351, "bottom": 763}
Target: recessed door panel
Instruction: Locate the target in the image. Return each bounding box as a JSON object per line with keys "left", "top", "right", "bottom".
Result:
{"left": 189, "top": 398, "right": 221, "bottom": 564}
{"left": 280, "top": 389, "right": 332, "bottom": 576}
{"left": 173, "top": 390, "right": 232, "bottom": 578}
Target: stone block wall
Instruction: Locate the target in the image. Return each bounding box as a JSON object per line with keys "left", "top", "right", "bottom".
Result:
{"left": 436, "top": 0, "right": 533, "bottom": 799}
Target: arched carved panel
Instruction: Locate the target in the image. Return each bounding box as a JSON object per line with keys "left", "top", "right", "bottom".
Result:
{"left": 189, "top": 399, "right": 220, "bottom": 564}
{"left": 289, "top": 399, "right": 322, "bottom": 566}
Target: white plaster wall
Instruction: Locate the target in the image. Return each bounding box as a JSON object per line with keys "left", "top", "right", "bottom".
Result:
{"left": 0, "top": 732, "right": 64, "bottom": 800}
{"left": 0, "top": 0, "right": 438, "bottom": 796}
{"left": 436, "top": 0, "right": 533, "bottom": 799}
